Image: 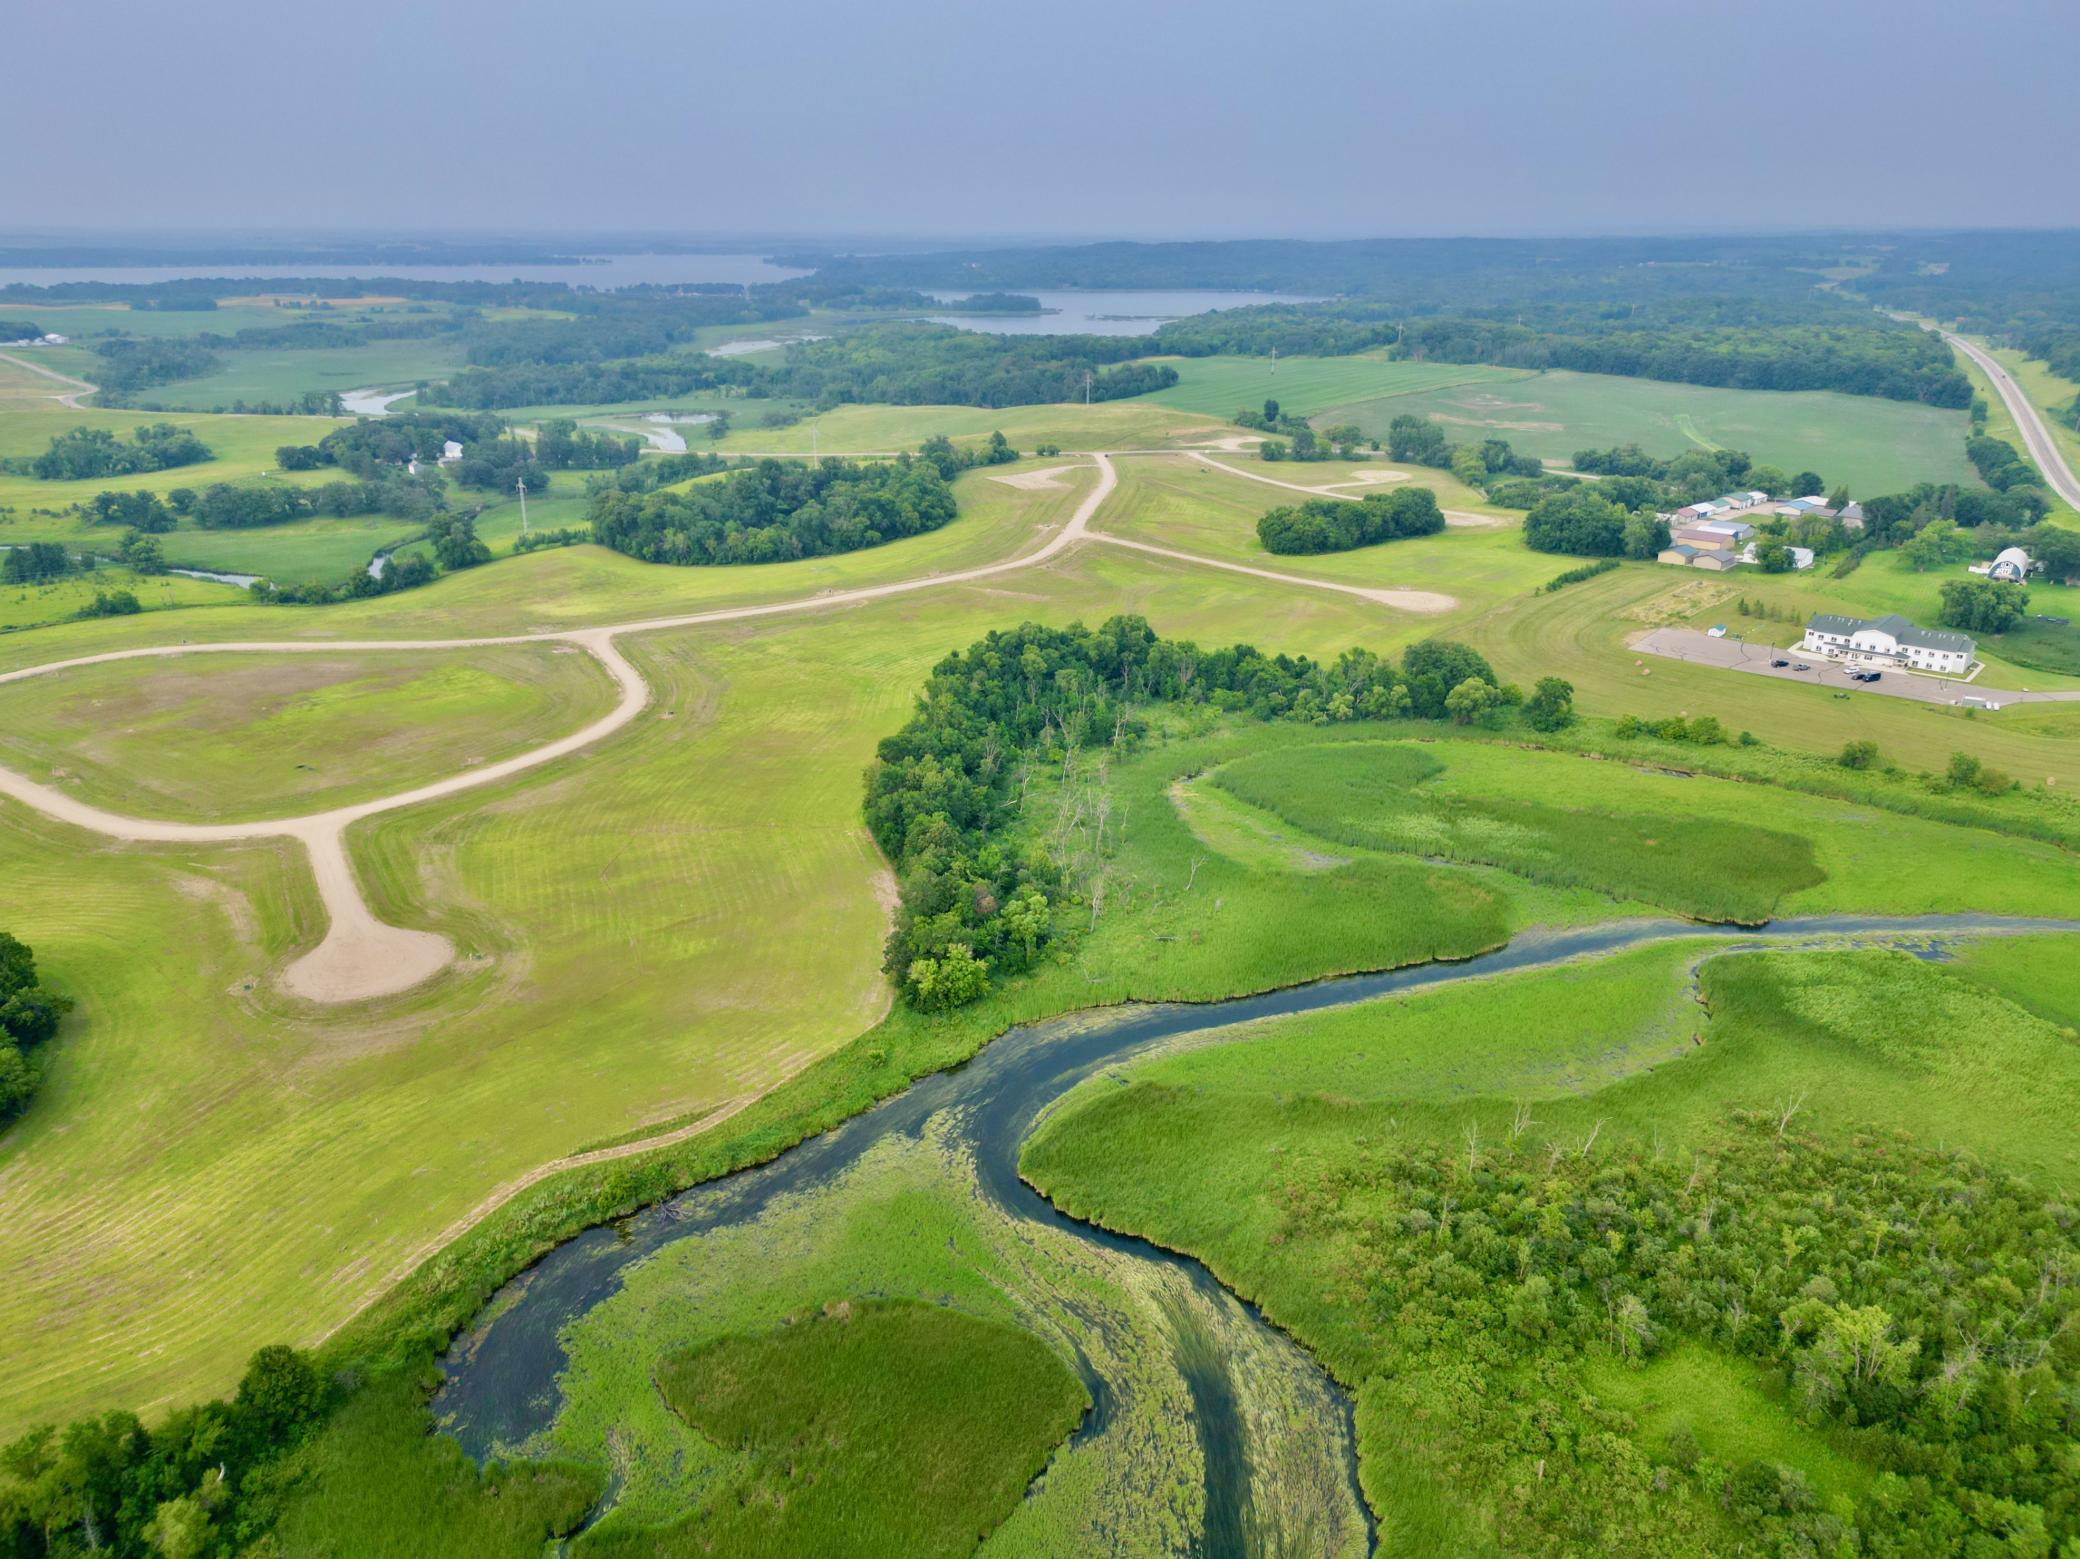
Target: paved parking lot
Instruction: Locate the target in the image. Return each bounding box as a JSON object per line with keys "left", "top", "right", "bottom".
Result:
{"left": 1631, "top": 628, "right": 2080, "bottom": 708}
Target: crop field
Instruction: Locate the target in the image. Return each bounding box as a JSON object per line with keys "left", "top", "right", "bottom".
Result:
{"left": 0, "top": 644, "right": 614, "bottom": 822}
{"left": 1130, "top": 355, "right": 1517, "bottom": 420}
{"left": 1320, "top": 369, "right": 1980, "bottom": 495}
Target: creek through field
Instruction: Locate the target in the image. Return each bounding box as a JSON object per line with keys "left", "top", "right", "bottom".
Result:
{"left": 434, "top": 912, "right": 2066, "bottom": 1554}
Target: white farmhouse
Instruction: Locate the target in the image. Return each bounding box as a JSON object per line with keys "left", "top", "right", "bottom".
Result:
{"left": 1800, "top": 613, "right": 1975, "bottom": 675}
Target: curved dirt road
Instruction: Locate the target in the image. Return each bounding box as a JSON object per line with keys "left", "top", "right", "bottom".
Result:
{"left": 1941, "top": 330, "right": 2080, "bottom": 510}
{"left": 0, "top": 348, "right": 97, "bottom": 409}
{"left": 0, "top": 446, "right": 1470, "bottom": 1002}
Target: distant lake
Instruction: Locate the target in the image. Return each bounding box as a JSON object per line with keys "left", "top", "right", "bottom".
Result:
{"left": 928, "top": 289, "right": 1320, "bottom": 337}
{"left": 0, "top": 251, "right": 813, "bottom": 290}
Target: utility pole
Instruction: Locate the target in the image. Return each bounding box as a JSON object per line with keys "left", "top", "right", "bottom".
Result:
{"left": 1085, "top": 369, "right": 1093, "bottom": 405}
{"left": 516, "top": 475, "right": 529, "bottom": 535}
{"left": 1270, "top": 346, "right": 1277, "bottom": 376}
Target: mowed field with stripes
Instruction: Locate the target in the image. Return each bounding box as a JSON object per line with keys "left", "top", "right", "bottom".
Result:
{"left": 0, "top": 479, "right": 1402, "bottom": 1433}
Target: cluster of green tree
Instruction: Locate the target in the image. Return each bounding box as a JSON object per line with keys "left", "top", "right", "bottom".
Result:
{"left": 1272, "top": 1116, "right": 2079, "bottom": 1555}
{"left": 917, "top": 431, "right": 1018, "bottom": 477}
{"left": 1965, "top": 434, "right": 2043, "bottom": 492}
{"left": 589, "top": 455, "right": 956, "bottom": 567}
{"left": 1255, "top": 487, "right": 1444, "bottom": 554}
{"left": 8, "top": 425, "right": 212, "bottom": 481}
{"left": 73, "top": 589, "right": 142, "bottom": 620}
{"left": 0, "top": 1344, "right": 331, "bottom": 1556}
{"left": 937, "top": 292, "right": 1044, "bottom": 314}
{"left": 1569, "top": 443, "right": 1825, "bottom": 500}
{"left": 86, "top": 338, "right": 222, "bottom": 392}
{"left": 188, "top": 474, "right": 438, "bottom": 528}
{"left": 253, "top": 548, "right": 443, "bottom": 605}
{"left": 120, "top": 391, "right": 344, "bottom": 418}
{"left": 199, "top": 311, "right": 463, "bottom": 354}
{"left": 422, "top": 353, "right": 751, "bottom": 409}
{"left": 454, "top": 289, "right": 799, "bottom": 371}
{"left": 452, "top": 439, "right": 549, "bottom": 495}
{"left": 511, "top": 525, "right": 592, "bottom": 553}
{"left": 1938, "top": 575, "right": 2031, "bottom": 633}
{"left": 2, "top": 544, "right": 77, "bottom": 584}
{"left": 1523, "top": 486, "right": 1670, "bottom": 558}
{"left": 0, "top": 319, "right": 41, "bottom": 340}
{"left": 1385, "top": 413, "right": 1548, "bottom": 494}
{"left": 1858, "top": 482, "right": 2058, "bottom": 551}
{"left": 277, "top": 411, "right": 503, "bottom": 475}
{"left": 866, "top": 619, "right": 1549, "bottom": 1011}
{"left": 82, "top": 490, "right": 177, "bottom": 531}
{"left": 1539, "top": 557, "right": 1619, "bottom": 593}
{"left": 532, "top": 420, "right": 641, "bottom": 470}
{"left": 0, "top": 932, "right": 70, "bottom": 1126}
{"left": 1154, "top": 300, "right": 1404, "bottom": 358}
{"left": 1398, "top": 318, "right": 1972, "bottom": 406}
{"left": 583, "top": 448, "right": 734, "bottom": 496}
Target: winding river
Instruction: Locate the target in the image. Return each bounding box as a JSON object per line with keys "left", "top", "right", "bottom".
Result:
{"left": 434, "top": 912, "right": 2070, "bottom": 1553}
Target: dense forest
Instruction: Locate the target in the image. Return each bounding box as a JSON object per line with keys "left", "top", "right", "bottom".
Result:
{"left": 867, "top": 618, "right": 1537, "bottom": 1010}
{"left": 1255, "top": 487, "right": 1444, "bottom": 554}
{"left": 588, "top": 454, "right": 957, "bottom": 566}
{"left": 0, "top": 932, "right": 72, "bottom": 1126}
{"left": 5, "top": 424, "right": 212, "bottom": 480}
{"left": 1242, "top": 1114, "right": 2080, "bottom": 1554}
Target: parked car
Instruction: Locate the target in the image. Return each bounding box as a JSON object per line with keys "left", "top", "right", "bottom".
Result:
{"left": 1866, "top": 671, "right": 1882, "bottom": 682}
{"left": 1792, "top": 662, "right": 1811, "bottom": 672}
{"left": 1770, "top": 658, "right": 1789, "bottom": 668}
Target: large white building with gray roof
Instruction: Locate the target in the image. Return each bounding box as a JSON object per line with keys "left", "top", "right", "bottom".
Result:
{"left": 1800, "top": 613, "right": 1975, "bottom": 675}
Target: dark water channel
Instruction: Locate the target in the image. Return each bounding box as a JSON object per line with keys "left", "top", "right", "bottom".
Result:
{"left": 436, "top": 913, "right": 2071, "bottom": 1554}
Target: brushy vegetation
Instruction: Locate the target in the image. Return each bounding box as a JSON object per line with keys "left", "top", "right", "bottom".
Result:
{"left": 590, "top": 1302, "right": 1089, "bottom": 1558}
{"left": 1212, "top": 741, "right": 1822, "bottom": 922}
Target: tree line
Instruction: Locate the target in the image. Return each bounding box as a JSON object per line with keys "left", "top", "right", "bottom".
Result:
{"left": 425, "top": 323, "right": 1178, "bottom": 412}
{"left": 588, "top": 455, "right": 957, "bottom": 567}
{"left": 7, "top": 425, "right": 212, "bottom": 481}
{"left": 1255, "top": 487, "right": 1444, "bottom": 554}
{"left": 867, "top": 618, "right": 1567, "bottom": 1012}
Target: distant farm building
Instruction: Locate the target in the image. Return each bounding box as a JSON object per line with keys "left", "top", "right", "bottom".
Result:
{"left": 1660, "top": 516, "right": 1755, "bottom": 568}
{"left": 1838, "top": 501, "right": 1866, "bottom": 531}
{"left": 1970, "top": 547, "right": 2033, "bottom": 583}
{"left": 1738, "top": 542, "right": 1815, "bottom": 570}
{"left": 1800, "top": 613, "right": 1975, "bottom": 675}
{"left": 1658, "top": 543, "right": 1742, "bottom": 571}
{"left": 1772, "top": 495, "right": 1834, "bottom": 519}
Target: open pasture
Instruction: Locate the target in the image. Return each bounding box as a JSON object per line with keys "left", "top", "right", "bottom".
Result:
{"left": 1323, "top": 369, "right": 1980, "bottom": 495}
{"left": 129, "top": 336, "right": 472, "bottom": 411}
{"left": 710, "top": 398, "right": 1231, "bottom": 454}
{"left": 0, "top": 643, "right": 615, "bottom": 822}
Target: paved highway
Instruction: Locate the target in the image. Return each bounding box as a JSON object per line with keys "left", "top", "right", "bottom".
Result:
{"left": 1942, "top": 330, "right": 2080, "bottom": 510}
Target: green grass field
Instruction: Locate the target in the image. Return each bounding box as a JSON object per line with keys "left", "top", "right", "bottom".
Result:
{"left": 1321, "top": 369, "right": 1981, "bottom": 495}
{"left": 640, "top": 1303, "right": 1087, "bottom": 1558}
{"left": 127, "top": 338, "right": 472, "bottom": 412}
{"left": 0, "top": 643, "right": 614, "bottom": 822}
{"left": 5, "top": 331, "right": 2080, "bottom": 1557}
{"left": 0, "top": 565, "right": 246, "bottom": 630}
{"left": 1130, "top": 355, "right": 1515, "bottom": 420}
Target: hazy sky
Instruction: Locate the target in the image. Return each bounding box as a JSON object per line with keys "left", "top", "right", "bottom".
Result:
{"left": 8, "top": 0, "right": 2078, "bottom": 239}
